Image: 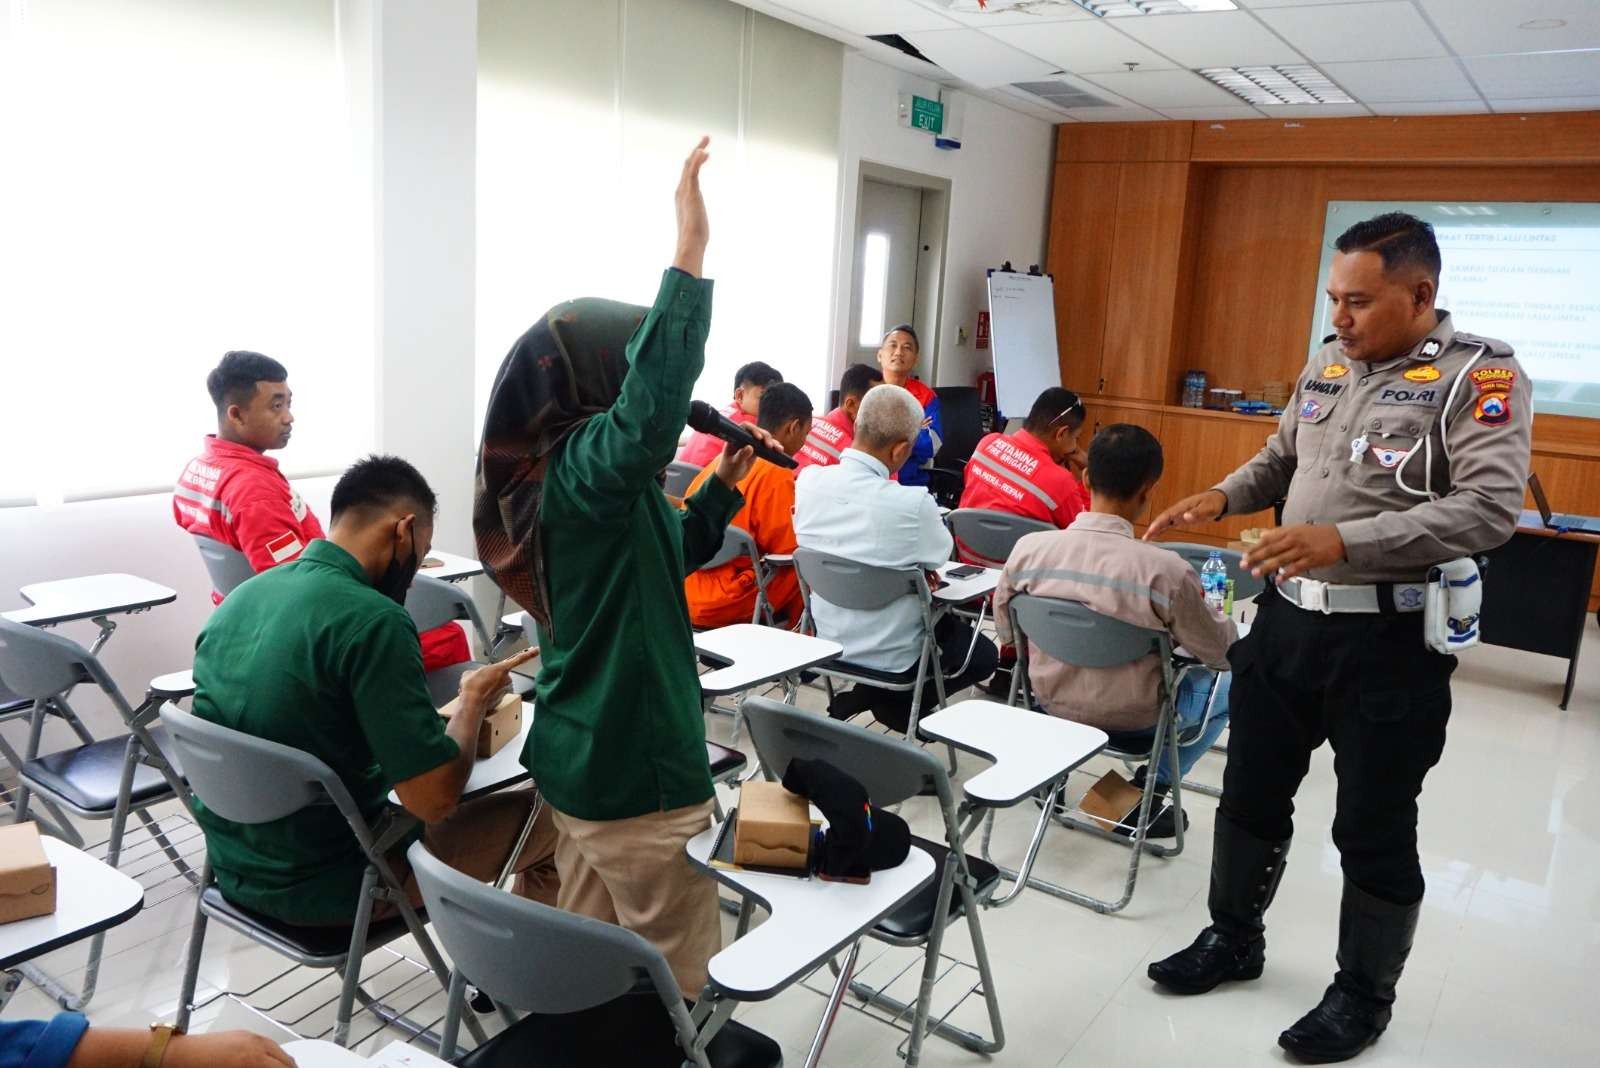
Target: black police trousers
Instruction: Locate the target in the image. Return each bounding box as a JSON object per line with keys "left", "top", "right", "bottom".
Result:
{"left": 1219, "top": 582, "right": 1455, "bottom": 906}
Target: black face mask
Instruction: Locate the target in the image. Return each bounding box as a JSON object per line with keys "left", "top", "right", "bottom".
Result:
{"left": 376, "top": 538, "right": 419, "bottom": 606}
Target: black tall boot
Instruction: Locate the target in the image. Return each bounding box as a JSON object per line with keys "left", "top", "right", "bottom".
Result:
{"left": 1147, "top": 813, "right": 1289, "bottom": 995}
{"left": 1278, "top": 879, "right": 1421, "bottom": 1063}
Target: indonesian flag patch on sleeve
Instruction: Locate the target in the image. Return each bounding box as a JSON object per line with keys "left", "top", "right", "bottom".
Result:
{"left": 265, "top": 530, "right": 305, "bottom": 563}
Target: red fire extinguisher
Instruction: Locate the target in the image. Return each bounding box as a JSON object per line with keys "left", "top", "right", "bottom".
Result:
{"left": 975, "top": 310, "right": 990, "bottom": 350}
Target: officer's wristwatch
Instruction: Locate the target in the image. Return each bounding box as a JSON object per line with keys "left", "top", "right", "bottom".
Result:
{"left": 142, "top": 1022, "right": 185, "bottom": 1068}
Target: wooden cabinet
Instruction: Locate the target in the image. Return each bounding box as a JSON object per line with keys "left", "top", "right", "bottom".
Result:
{"left": 1149, "top": 409, "right": 1278, "bottom": 540}
{"left": 1047, "top": 163, "right": 1120, "bottom": 398}
{"left": 1082, "top": 400, "right": 1162, "bottom": 440}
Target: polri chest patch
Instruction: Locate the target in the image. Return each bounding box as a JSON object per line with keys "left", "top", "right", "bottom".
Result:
{"left": 1374, "top": 385, "right": 1443, "bottom": 409}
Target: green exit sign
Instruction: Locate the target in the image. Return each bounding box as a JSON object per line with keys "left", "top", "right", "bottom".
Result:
{"left": 908, "top": 95, "right": 943, "bottom": 134}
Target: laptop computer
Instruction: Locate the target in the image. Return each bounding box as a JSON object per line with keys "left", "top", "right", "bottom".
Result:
{"left": 1527, "top": 473, "right": 1600, "bottom": 534}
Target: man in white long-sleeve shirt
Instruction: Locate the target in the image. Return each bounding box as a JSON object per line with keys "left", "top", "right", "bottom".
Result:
{"left": 794, "top": 384, "right": 997, "bottom": 730}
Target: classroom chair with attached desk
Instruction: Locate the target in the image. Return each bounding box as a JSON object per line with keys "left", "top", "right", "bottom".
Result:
{"left": 406, "top": 840, "right": 781, "bottom": 1067}
{"left": 741, "top": 696, "right": 1005, "bottom": 1067}
{"left": 163, "top": 704, "right": 476, "bottom": 1049}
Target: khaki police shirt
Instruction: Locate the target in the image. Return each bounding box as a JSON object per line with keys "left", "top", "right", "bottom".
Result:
{"left": 1214, "top": 311, "right": 1533, "bottom": 585}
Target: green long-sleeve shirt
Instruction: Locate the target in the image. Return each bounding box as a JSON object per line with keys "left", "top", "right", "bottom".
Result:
{"left": 527, "top": 268, "right": 742, "bottom": 821}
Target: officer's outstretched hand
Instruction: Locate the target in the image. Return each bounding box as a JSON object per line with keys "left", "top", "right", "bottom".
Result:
{"left": 1144, "top": 489, "right": 1226, "bottom": 541}
{"left": 673, "top": 136, "right": 711, "bottom": 278}
{"left": 1243, "top": 523, "right": 1347, "bottom": 580}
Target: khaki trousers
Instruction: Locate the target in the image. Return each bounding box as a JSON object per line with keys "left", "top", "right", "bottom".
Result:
{"left": 550, "top": 799, "right": 720, "bottom": 998}
{"left": 374, "top": 787, "right": 561, "bottom": 920}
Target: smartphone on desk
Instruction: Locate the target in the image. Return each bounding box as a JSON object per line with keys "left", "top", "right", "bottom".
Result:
{"left": 946, "top": 564, "right": 985, "bottom": 580}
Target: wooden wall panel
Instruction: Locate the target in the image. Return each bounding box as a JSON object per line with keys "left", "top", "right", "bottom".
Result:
{"left": 1102, "top": 162, "right": 1194, "bottom": 402}
{"left": 1057, "top": 121, "right": 1192, "bottom": 163}
{"left": 1150, "top": 409, "right": 1278, "bottom": 540}
{"left": 1048, "top": 163, "right": 1121, "bottom": 397}
{"left": 1190, "top": 112, "right": 1600, "bottom": 164}
{"left": 1083, "top": 401, "right": 1163, "bottom": 441}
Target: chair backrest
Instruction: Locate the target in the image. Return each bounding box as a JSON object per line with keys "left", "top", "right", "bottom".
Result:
{"left": 160, "top": 702, "right": 350, "bottom": 828}
{"left": 0, "top": 617, "right": 96, "bottom": 702}
{"left": 1008, "top": 594, "right": 1173, "bottom": 670}
{"left": 192, "top": 534, "right": 256, "bottom": 597}
{"left": 405, "top": 574, "right": 492, "bottom": 651}
{"left": 791, "top": 547, "right": 928, "bottom": 613}
{"left": 663, "top": 460, "right": 701, "bottom": 499}
{"left": 741, "top": 695, "right": 950, "bottom": 810}
{"left": 1160, "top": 542, "right": 1265, "bottom": 601}
{"left": 406, "top": 840, "right": 690, "bottom": 1025}
{"left": 932, "top": 385, "right": 986, "bottom": 467}
{"left": 947, "top": 508, "right": 1053, "bottom": 567}
{"left": 700, "top": 525, "right": 757, "bottom": 572}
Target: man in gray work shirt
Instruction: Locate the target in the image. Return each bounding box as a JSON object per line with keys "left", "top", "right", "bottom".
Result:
{"left": 1143, "top": 213, "right": 1532, "bottom": 1063}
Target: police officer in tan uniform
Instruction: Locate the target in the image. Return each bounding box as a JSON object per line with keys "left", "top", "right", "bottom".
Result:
{"left": 1143, "top": 213, "right": 1532, "bottom": 1063}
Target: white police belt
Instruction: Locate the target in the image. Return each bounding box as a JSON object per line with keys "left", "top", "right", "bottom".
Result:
{"left": 1276, "top": 576, "right": 1427, "bottom": 615}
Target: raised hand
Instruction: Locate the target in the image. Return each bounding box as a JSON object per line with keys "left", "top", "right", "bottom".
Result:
{"left": 673, "top": 136, "right": 711, "bottom": 278}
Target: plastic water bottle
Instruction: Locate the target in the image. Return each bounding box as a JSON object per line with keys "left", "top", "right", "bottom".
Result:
{"left": 1202, "top": 551, "right": 1229, "bottom": 618}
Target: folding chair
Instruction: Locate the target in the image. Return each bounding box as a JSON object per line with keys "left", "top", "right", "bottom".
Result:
{"left": 405, "top": 574, "right": 534, "bottom": 707}
{"left": 995, "top": 594, "right": 1208, "bottom": 914}
{"left": 407, "top": 842, "right": 781, "bottom": 1067}
{"left": 696, "top": 525, "right": 780, "bottom": 627}
{"left": 945, "top": 508, "right": 1052, "bottom": 570}
{"left": 0, "top": 618, "right": 195, "bottom": 1008}
{"left": 191, "top": 533, "right": 256, "bottom": 597}
{"left": 163, "top": 704, "right": 478, "bottom": 1048}
{"left": 791, "top": 547, "right": 949, "bottom": 745}
{"left": 663, "top": 460, "right": 702, "bottom": 499}
{"left": 741, "top": 696, "right": 1004, "bottom": 1067}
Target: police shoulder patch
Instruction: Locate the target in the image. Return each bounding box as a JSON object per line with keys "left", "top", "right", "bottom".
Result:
{"left": 1474, "top": 392, "right": 1512, "bottom": 427}
{"left": 1469, "top": 367, "right": 1517, "bottom": 395}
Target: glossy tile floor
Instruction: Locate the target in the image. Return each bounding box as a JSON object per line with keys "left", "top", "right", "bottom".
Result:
{"left": 7, "top": 624, "right": 1600, "bottom": 1066}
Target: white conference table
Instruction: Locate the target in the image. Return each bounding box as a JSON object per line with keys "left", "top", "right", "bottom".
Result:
{"left": 3, "top": 573, "right": 177, "bottom": 632}
{"left": 387, "top": 705, "right": 533, "bottom": 808}
{"left": 931, "top": 561, "right": 1002, "bottom": 606}
{"left": 686, "top": 822, "right": 936, "bottom": 1067}
{"left": 1, "top": 837, "right": 145, "bottom": 1013}
{"left": 695, "top": 624, "right": 841, "bottom": 698}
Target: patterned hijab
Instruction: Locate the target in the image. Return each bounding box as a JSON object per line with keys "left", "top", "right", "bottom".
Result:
{"left": 473, "top": 299, "right": 647, "bottom": 634}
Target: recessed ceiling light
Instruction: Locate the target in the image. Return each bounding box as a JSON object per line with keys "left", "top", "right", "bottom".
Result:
{"left": 1069, "top": 0, "right": 1238, "bottom": 15}
{"left": 1199, "top": 65, "right": 1353, "bottom": 106}
{"left": 1519, "top": 18, "right": 1567, "bottom": 30}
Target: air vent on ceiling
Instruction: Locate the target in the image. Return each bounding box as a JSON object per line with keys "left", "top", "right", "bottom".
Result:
{"left": 866, "top": 34, "right": 936, "bottom": 66}
{"left": 1012, "top": 80, "right": 1116, "bottom": 108}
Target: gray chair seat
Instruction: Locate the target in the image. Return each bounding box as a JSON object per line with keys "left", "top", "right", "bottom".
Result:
{"left": 200, "top": 885, "right": 417, "bottom": 963}
{"left": 706, "top": 742, "right": 745, "bottom": 779}
{"left": 451, "top": 990, "right": 781, "bottom": 1068}
{"left": 425, "top": 662, "right": 536, "bottom": 708}
{"left": 874, "top": 838, "right": 1000, "bottom": 942}
{"left": 22, "top": 727, "right": 185, "bottom": 814}
{"left": 825, "top": 658, "right": 922, "bottom": 687}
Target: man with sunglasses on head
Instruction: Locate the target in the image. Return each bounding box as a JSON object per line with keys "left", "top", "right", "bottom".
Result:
{"left": 956, "top": 386, "right": 1089, "bottom": 565}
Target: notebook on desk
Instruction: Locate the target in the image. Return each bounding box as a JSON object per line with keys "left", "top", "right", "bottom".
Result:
{"left": 1528, "top": 473, "right": 1600, "bottom": 534}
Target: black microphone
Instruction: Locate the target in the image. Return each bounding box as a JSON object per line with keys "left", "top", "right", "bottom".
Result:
{"left": 687, "top": 400, "right": 797, "bottom": 469}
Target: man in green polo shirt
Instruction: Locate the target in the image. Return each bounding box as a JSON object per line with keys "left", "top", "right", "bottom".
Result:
{"left": 475, "top": 137, "right": 775, "bottom": 998}
{"left": 191, "top": 455, "right": 557, "bottom": 926}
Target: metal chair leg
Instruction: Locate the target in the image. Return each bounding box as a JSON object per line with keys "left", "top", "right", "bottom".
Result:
{"left": 175, "top": 865, "right": 213, "bottom": 1032}
{"left": 439, "top": 969, "right": 465, "bottom": 1060}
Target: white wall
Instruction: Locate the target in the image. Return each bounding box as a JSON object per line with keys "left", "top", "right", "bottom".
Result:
{"left": 830, "top": 52, "right": 1056, "bottom": 393}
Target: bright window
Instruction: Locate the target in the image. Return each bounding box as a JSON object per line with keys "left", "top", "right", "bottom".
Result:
{"left": 0, "top": 0, "right": 370, "bottom": 505}
{"left": 858, "top": 232, "right": 890, "bottom": 348}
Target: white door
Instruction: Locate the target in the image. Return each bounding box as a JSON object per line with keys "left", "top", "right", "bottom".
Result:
{"left": 851, "top": 179, "right": 924, "bottom": 365}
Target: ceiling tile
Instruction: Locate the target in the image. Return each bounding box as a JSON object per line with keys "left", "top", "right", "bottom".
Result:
{"left": 1081, "top": 68, "right": 1248, "bottom": 108}
{"left": 1255, "top": 1, "right": 1449, "bottom": 62}
{"left": 1463, "top": 48, "right": 1600, "bottom": 99}
{"left": 1321, "top": 57, "right": 1480, "bottom": 102}
{"left": 1238, "top": 0, "right": 1384, "bottom": 7}
{"left": 986, "top": 18, "right": 1179, "bottom": 74}
{"left": 912, "top": 0, "right": 1094, "bottom": 27}
{"left": 1110, "top": 11, "right": 1308, "bottom": 67}
{"left": 766, "top": 0, "right": 958, "bottom": 36}
{"left": 1489, "top": 94, "right": 1600, "bottom": 112}
{"left": 1158, "top": 104, "right": 1270, "bottom": 119}
{"left": 1371, "top": 98, "right": 1490, "bottom": 114}
{"left": 1417, "top": 0, "right": 1600, "bottom": 58}
{"left": 1252, "top": 102, "right": 1373, "bottom": 117}
{"left": 902, "top": 27, "right": 1059, "bottom": 87}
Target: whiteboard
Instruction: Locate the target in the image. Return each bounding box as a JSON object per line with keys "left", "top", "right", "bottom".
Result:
{"left": 986, "top": 271, "right": 1062, "bottom": 418}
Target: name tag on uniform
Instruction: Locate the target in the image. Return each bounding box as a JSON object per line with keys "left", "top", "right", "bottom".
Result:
{"left": 1301, "top": 378, "right": 1345, "bottom": 397}
{"left": 1374, "top": 386, "right": 1442, "bottom": 408}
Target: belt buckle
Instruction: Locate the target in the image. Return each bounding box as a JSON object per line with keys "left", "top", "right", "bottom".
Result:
{"left": 1298, "top": 578, "right": 1331, "bottom": 615}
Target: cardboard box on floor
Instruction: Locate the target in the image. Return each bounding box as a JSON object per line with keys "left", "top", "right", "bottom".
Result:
{"left": 437, "top": 691, "right": 522, "bottom": 759}
{"left": 733, "top": 781, "right": 811, "bottom": 871}
{"left": 0, "top": 821, "right": 57, "bottom": 924}
{"left": 1078, "top": 770, "right": 1146, "bottom": 834}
